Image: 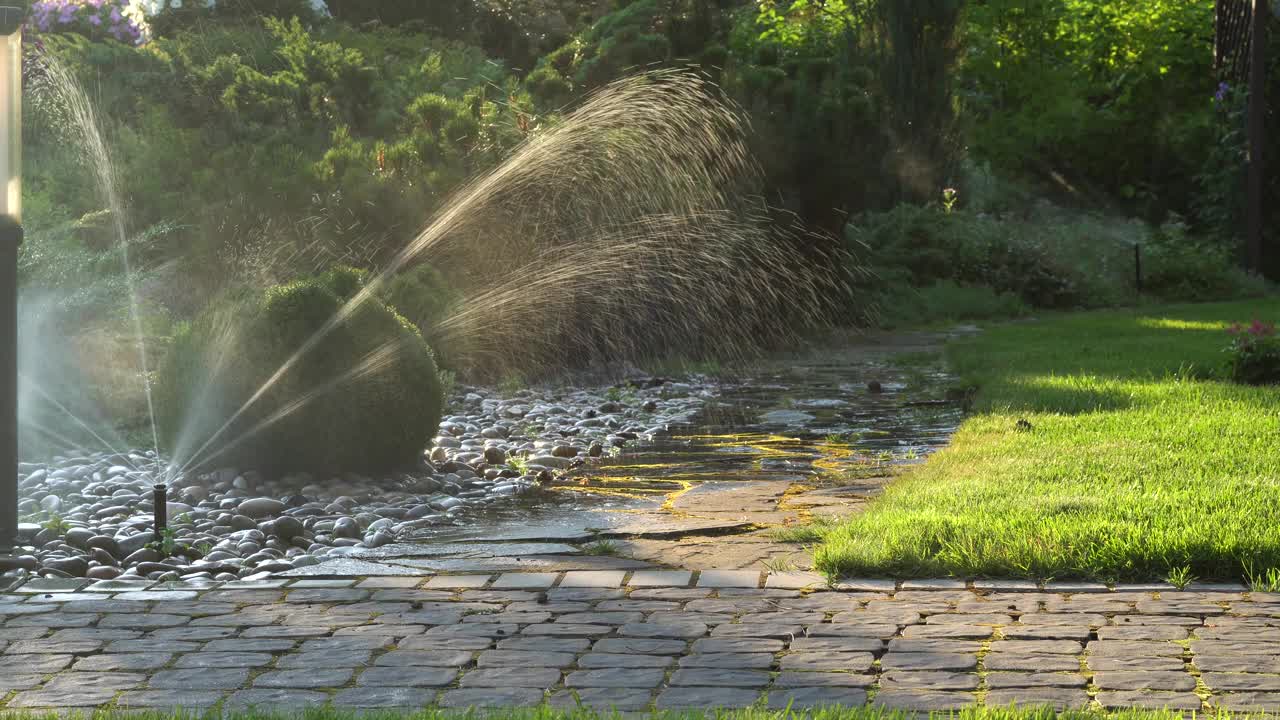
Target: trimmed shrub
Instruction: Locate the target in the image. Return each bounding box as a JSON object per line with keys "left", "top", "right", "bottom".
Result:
{"left": 155, "top": 277, "right": 443, "bottom": 474}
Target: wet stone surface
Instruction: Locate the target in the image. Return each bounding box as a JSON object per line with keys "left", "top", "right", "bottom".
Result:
{"left": 0, "top": 572, "right": 1265, "bottom": 713}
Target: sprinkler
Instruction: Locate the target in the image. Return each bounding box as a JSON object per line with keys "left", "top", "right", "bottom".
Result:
{"left": 0, "top": 3, "right": 23, "bottom": 555}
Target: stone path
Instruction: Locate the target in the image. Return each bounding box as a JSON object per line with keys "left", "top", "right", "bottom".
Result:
{"left": 3, "top": 571, "right": 1279, "bottom": 715}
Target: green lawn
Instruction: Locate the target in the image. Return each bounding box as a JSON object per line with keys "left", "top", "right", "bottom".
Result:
{"left": 815, "top": 299, "right": 1280, "bottom": 584}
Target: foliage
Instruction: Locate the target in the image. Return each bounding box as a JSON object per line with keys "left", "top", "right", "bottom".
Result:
{"left": 29, "top": 0, "right": 150, "bottom": 44}
{"left": 153, "top": 277, "right": 444, "bottom": 473}
{"left": 381, "top": 263, "right": 458, "bottom": 362}
{"left": 1140, "top": 217, "right": 1267, "bottom": 302}
{"left": 960, "top": 0, "right": 1217, "bottom": 220}
{"left": 816, "top": 299, "right": 1280, "bottom": 582}
{"left": 1224, "top": 319, "right": 1280, "bottom": 386}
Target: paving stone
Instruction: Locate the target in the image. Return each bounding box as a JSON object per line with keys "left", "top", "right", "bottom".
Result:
{"left": 116, "top": 690, "right": 226, "bottom": 709}
{"left": 1202, "top": 673, "right": 1280, "bottom": 692}
{"left": 901, "top": 624, "right": 992, "bottom": 640}
{"left": 627, "top": 570, "right": 693, "bottom": 587}
{"left": 670, "top": 668, "right": 771, "bottom": 687}
{"left": 886, "top": 639, "right": 981, "bottom": 653}
{"left": 72, "top": 653, "right": 173, "bottom": 672}
{"left": 400, "top": 636, "right": 493, "bottom": 651}
{"left": 151, "top": 626, "right": 238, "bottom": 640}
{"left": 491, "top": 573, "right": 559, "bottom": 589}
{"left": 881, "top": 652, "right": 977, "bottom": 671}
{"left": 656, "top": 686, "right": 761, "bottom": 709}
{"left": 205, "top": 638, "right": 297, "bottom": 652}
{"left": 767, "top": 686, "right": 866, "bottom": 709}
{"left": 808, "top": 623, "right": 900, "bottom": 639}
{"left": 0, "top": 650, "right": 74, "bottom": 671}
{"left": 697, "top": 570, "right": 761, "bottom": 588}
{"left": 988, "top": 639, "right": 1083, "bottom": 654}
{"left": 149, "top": 668, "right": 250, "bottom": 690}
{"left": 44, "top": 672, "right": 146, "bottom": 691}
{"left": 579, "top": 652, "right": 675, "bottom": 668}
{"left": 13, "top": 579, "right": 89, "bottom": 593}
{"left": 1194, "top": 655, "right": 1280, "bottom": 673}
{"left": 7, "top": 688, "right": 120, "bottom": 708}
{"left": 329, "top": 686, "right": 438, "bottom": 709}
{"left": 440, "top": 688, "right": 546, "bottom": 708}
{"left": 1213, "top": 693, "right": 1280, "bottom": 712}
{"left": 277, "top": 650, "right": 374, "bottom": 669}
{"left": 765, "top": 572, "right": 828, "bottom": 590}
{"left": 1093, "top": 671, "right": 1197, "bottom": 691}
{"left": 107, "top": 639, "right": 201, "bottom": 653}
{"left": 549, "top": 687, "right": 654, "bottom": 711}
{"left": 1096, "top": 690, "right": 1203, "bottom": 711}
{"left": 497, "top": 637, "right": 590, "bottom": 653}
{"left": 0, "top": 674, "right": 45, "bottom": 691}
{"left": 985, "top": 688, "right": 1090, "bottom": 710}
{"left": 424, "top": 575, "right": 491, "bottom": 589}
{"left": 620, "top": 620, "right": 706, "bottom": 639}
{"left": 1087, "top": 655, "right": 1185, "bottom": 671}
{"left": 249, "top": 669, "right": 350, "bottom": 689}
{"left": 1087, "top": 640, "right": 1184, "bottom": 656}
{"left": 985, "top": 672, "right": 1087, "bottom": 688}
{"left": 225, "top": 688, "right": 329, "bottom": 710}
{"left": 788, "top": 636, "right": 881, "bottom": 653}
{"left": 1001, "top": 625, "right": 1091, "bottom": 640}
{"left": 984, "top": 653, "right": 1080, "bottom": 672}
{"left": 460, "top": 667, "right": 562, "bottom": 688}
{"left": 559, "top": 571, "right": 627, "bottom": 588}
{"left": 779, "top": 651, "right": 874, "bottom": 672}
{"left": 679, "top": 653, "right": 775, "bottom": 669}
{"left": 1097, "top": 625, "right": 1190, "bottom": 641}
{"left": 113, "top": 590, "right": 199, "bottom": 601}
{"left": 358, "top": 667, "right": 458, "bottom": 686}
{"left": 880, "top": 671, "right": 979, "bottom": 690}
{"left": 99, "top": 613, "right": 191, "bottom": 629}
{"left": 174, "top": 652, "right": 276, "bottom": 669}
{"left": 522, "top": 623, "right": 613, "bottom": 637}
{"left": 565, "top": 667, "right": 666, "bottom": 688}
{"left": 478, "top": 650, "right": 576, "bottom": 667}
{"left": 773, "top": 671, "right": 876, "bottom": 688}
{"left": 874, "top": 689, "right": 976, "bottom": 710}
{"left": 375, "top": 650, "right": 475, "bottom": 667}
{"left": 557, "top": 611, "right": 644, "bottom": 625}
{"left": 711, "top": 623, "right": 800, "bottom": 639}
{"left": 300, "top": 636, "right": 395, "bottom": 651}
{"left": 593, "top": 637, "right": 686, "bottom": 654}
{"left": 5, "top": 638, "right": 100, "bottom": 654}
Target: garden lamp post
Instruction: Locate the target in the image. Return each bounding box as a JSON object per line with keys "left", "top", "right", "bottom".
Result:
{"left": 0, "top": 3, "right": 21, "bottom": 554}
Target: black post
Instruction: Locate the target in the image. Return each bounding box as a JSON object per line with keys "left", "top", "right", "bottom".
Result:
{"left": 1134, "top": 243, "right": 1143, "bottom": 295}
{"left": 0, "top": 5, "right": 25, "bottom": 556}
{"left": 152, "top": 483, "right": 167, "bottom": 542}
{"left": 1246, "top": 0, "right": 1266, "bottom": 274}
{"left": 0, "top": 219, "right": 18, "bottom": 554}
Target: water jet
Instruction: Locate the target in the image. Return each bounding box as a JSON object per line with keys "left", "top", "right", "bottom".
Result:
{"left": 0, "top": 2, "right": 24, "bottom": 555}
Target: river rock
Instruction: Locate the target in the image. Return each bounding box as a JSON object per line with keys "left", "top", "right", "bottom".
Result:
{"left": 238, "top": 498, "right": 286, "bottom": 518}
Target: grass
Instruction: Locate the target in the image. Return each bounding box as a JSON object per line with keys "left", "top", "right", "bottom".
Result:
{"left": 815, "top": 299, "right": 1280, "bottom": 583}
{"left": 0, "top": 707, "right": 1247, "bottom": 720}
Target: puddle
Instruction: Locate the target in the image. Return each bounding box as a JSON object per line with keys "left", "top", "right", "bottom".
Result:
{"left": 407, "top": 330, "right": 967, "bottom": 552}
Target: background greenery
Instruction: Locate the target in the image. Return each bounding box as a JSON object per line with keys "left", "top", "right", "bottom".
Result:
{"left": 17, "top": 0, "right": 1278, "bottom": 443}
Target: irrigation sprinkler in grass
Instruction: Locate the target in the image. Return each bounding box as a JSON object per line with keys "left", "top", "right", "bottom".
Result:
{"left": 0, "top": 3, "right": 25, "bottom": 555}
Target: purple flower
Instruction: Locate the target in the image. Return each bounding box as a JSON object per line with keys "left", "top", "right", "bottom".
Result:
{"left": 1215, "top": 81, "right": 1230, "bottom": 103}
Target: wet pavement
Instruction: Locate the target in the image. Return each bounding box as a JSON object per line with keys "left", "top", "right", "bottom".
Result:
{"left": 402, "top": 330, "right": 967, "bottom": 571}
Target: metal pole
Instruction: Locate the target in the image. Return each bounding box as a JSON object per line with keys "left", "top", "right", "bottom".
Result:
{"left": 1247, "top": 0, "right": 1266, "bottom": 275}
{"left": 0, "top": 220, "right": 16, "bottom": 554}
{"left": 0, "top": 5, "right": 23, "bottom": 556}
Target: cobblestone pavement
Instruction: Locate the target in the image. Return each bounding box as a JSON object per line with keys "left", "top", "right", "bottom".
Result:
{"left": 1, "top": 571, "right": 1277, "bottom": 715}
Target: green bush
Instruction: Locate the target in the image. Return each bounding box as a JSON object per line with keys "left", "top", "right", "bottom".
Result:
{"left": 1141, "top": 219, "right": 1268, "bottom": 302}
{"left": 873, "top": 281, "right": 1030, "bottom": 328}
{"left": 848, "top": 204, "right": 1097, "bottom": 311}
{"left": 382, "top": 264, "right": 457, "bottom": 337}
{"left": 155, "top": 278, "right": 443, "bottom": 474}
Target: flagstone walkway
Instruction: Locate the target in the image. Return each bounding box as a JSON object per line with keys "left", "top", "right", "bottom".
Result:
{"left": 1, "top": 571, "right": 1277, "bottom": 715}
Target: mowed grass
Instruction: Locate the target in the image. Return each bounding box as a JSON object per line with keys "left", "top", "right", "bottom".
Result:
{"left": 815, "top": 299, "right": 1280, "bottom": 583}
